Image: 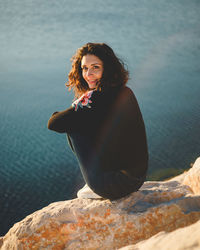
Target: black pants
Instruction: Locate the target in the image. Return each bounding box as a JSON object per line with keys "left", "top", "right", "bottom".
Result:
{"left": 67, "top": 133, "right": 146, "bottom": 200}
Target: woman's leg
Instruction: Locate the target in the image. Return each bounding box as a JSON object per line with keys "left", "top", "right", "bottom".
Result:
{"left": 67, "top": 133, "right": 145, "bottom": 200}
{"left": 86, "top": 166, "right": 145, "bottom": 200}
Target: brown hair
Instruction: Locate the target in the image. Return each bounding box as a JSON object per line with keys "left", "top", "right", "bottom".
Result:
{"left": 66, "top": 43, "right": 129, "bottom": 98}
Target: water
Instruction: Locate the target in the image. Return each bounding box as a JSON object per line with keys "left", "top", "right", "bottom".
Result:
{"left": 0, "top": 0, "right": 200, "bottom": 236}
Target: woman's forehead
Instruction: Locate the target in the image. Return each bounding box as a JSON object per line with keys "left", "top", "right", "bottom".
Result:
{"left": 81, "top": 54, "right": 103, "bottom": 66}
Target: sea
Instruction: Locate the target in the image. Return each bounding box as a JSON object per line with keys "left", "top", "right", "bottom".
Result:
{"left": 0, "top": 0, "right": 200, "bottom": 236}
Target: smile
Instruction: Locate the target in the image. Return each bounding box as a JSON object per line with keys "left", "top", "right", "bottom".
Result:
{"left": 87, "top": 80, "right": 97, "bottom": 84}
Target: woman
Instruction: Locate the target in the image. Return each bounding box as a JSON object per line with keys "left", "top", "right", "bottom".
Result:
{"left": 47, "top": 43, "right": 148, "bottom": 200}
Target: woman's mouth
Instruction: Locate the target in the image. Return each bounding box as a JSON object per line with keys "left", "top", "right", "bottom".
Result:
{"left": 88, "top": 80, "right": 97, "bottom": 84}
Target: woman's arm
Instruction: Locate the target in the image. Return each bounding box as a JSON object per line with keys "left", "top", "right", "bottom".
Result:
{"left": 47, "top": 107, "right": 76, "bottom": 133}
{"left": 47, "top": 90, "right": 97, "bottom": 133}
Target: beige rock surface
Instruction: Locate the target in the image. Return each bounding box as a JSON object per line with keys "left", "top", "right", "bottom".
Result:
{"left": 1, "top": 157, "right": 200, "bottom": 250}
{"left": 182, "top": 157, "right": 200, "bottom": 195}
{"left": 119, "top": 219, "right": 200, "bottom": 250}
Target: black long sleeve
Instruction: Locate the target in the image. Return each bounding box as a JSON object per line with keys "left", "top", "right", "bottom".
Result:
{"left": 47, "top": 90, "right": 103, "bottom": 134}
{"left": 48, "top": 107, "right": 78, "bottom": 133}
{"left": 47, "top": 86, "right": 148, "bottom": 177}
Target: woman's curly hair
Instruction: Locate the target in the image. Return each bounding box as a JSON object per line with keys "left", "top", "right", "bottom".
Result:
{"left": 66, "top": 43, "right": 129, "bottom": 98}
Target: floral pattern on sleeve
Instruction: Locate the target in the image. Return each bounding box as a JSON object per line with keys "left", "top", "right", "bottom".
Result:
{"left": 72, "top": 90, "right": 94, "bottom": 111}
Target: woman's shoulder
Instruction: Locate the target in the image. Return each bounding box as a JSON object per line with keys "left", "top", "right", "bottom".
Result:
{"left": 88, "top": 85, "right": 135, "bottom": 103}
{"left": 114, "top": 85, "right": 136, "bottom": 103}
{"left": 120, "top": 85, "right": 134, "bottom": 95}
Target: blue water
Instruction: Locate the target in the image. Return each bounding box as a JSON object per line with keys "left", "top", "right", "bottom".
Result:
{"left": 0, "top": 0, "right": 200, "bottom": 236}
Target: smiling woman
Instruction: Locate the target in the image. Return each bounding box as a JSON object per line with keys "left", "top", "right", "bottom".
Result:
{"left": 81, "top": 54, "right": 103, "bottom": 90}
{"left": 47, "top": 43, "right": 148, "bottom": 200}
{"left": 66, "top": 43, "right": 129, "bottom": 98}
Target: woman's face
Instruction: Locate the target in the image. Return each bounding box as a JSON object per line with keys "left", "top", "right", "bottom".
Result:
{"left": 81, "top": 54, "right": 103, "bottom": 90}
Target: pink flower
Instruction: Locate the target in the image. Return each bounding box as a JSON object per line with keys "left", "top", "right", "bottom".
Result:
{"left": 72, "top": 90, "right": 94, "bottom": 111}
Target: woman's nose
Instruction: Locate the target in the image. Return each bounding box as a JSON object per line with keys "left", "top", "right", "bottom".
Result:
{"left": 87, "top": 68, "right": 93, "bottom": 76}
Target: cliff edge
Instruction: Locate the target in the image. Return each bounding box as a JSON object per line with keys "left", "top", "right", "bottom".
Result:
{"left": 1, "top": 157, "right": 200, "bottom": 250}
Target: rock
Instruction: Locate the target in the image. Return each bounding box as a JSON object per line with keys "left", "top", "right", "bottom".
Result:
{"left": 119, "top": 218, "right": 200, "bottom": 250}
{"left": 182, "top": 157, "right": 200, "bottom": 195}
{"left": 1, "top": 157, "right": 200, "bottom": 250}
{"left": 0, "top": 237, "right": 3, "bottom": 248}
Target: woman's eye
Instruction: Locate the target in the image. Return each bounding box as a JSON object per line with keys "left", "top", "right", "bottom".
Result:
{"left": 82, "top": 65, "right": 100, "bottom": 72}
{"left": 93, "top": 65, "right": 99, "bottom": 69}
{"left": 82, "top": 66, "right": 88, "bottom": 71}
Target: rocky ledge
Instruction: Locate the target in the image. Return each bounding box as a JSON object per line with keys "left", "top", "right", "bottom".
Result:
{"left": 1, "top": 157, "right": 200, "bottom": 250}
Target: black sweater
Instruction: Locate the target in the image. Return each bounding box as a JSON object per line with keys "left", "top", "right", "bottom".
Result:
{"left": 47, "top": 85, "right": 148, "bottom": 178}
